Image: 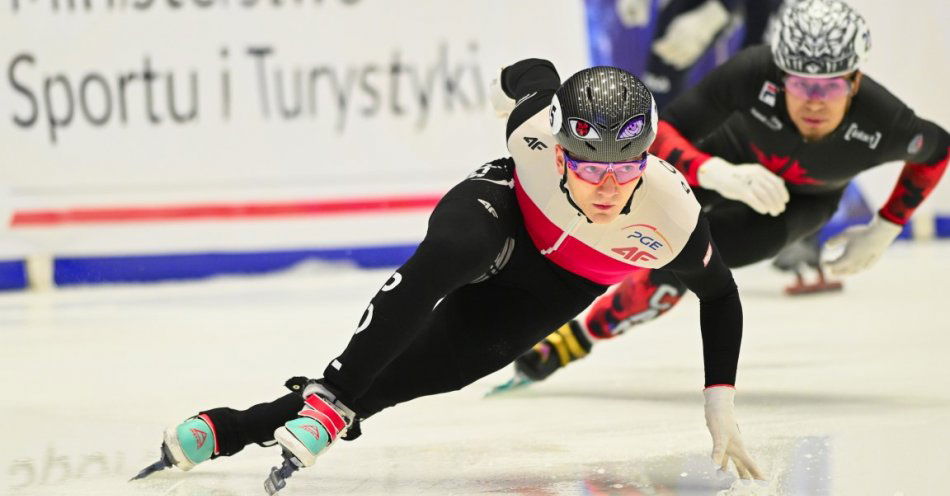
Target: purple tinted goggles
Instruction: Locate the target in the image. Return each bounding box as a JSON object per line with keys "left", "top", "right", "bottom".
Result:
{"left": 565, "top": 152, "right": 648, "bottom": 185}
{"left": 783, "top": 75, "right": 853, "bottom": 100}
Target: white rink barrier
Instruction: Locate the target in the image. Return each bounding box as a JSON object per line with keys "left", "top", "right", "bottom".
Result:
{"left": 0, "top": 1, "right": 589, "bottom": 288}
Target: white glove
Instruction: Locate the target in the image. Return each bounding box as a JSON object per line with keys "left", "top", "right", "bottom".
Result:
{"left": 652, "top": 0, "right": 730, "bottom": 70}
{"left": 488, "top": 68, "right": 516, "bottom": 118}
{"left": 616, "top": 0, "right": 652, "bottom": 27}
{"left": 704, "top": 386, "right": 764, "bottom": 480}
{"left": 823, "top": 215, "right": 902, "bottom": 276}
{"left": 697, "top": 157, "right": 789, "bottom": 216}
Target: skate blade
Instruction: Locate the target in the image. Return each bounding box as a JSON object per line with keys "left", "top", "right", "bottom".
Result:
{"left": 263, "top": 451, "right": 302, "bottom": 495}
{"left": 129, "top": 446, "right": 173, "bottom": 481}
{"left": 784, "top": 281, "right": 843, "bottom": 296}
{"left": 484, "top": 374, "right": 534, "bottom": 397}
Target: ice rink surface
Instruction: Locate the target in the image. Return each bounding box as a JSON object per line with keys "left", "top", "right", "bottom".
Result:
{"left": 2, "top": 242, "right": 948, "bottom": 496}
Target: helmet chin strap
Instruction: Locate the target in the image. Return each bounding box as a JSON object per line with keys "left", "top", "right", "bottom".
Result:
{"left": 559, "top": 168, "right": 593, "bottom": 223}
{"left": 620, "top": 179, "right": 640, "bottom": 215}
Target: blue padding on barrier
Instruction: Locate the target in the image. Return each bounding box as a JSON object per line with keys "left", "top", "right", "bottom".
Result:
{"left": 937, "top": 216, "right": 950, "bottom": 238}
{"left": 897, "top": 221, "right": 913, "bottom": 240}
{"left": 9, "top": 216, "right": 949, "bottom": 290}
{"left": 54, "top": 244, "right": 420, "bottom": 286}
{"left": 0, "top": 260, "right": 28, "bottom": 291}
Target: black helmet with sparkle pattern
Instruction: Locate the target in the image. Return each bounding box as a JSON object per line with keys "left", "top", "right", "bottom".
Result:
{"left": 550, "top": 66, "right": 658, "bottom": 163}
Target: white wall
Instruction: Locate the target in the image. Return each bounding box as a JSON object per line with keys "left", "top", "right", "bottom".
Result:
{"left": 1, "top": 1, "right": 589, "bottom": 199}
{"left": 1, "top": 0, "right": 947, "bottom": 262}
{"left": 844, "top": 0, "right": 950, "bottom": 224}
{"left": 0, "top": 0, "right": 590, "bottom": 257}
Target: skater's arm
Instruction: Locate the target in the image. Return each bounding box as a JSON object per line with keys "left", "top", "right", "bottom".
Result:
{"left": 825, "top": 115, "right": 948, "bottom": 276}
{"left": 664, "top": 215, "right": 763, "bottom": 480}
{"left": 651, "top": 46, "right": 768, "bottom": 185}
{"left": 323, "top": 170, "right": 514, "bottom": 401}
{"left": 500, "top": 58, "right": 560, "bottom": 101}
{"left": 663, "top": 214, "right": 742, "bottom": 387}
{"left": 877, "top": 113, "right": 949, "bottom": 226}
{"left": 501, "top": 59, "right": 561, "bottom": 138}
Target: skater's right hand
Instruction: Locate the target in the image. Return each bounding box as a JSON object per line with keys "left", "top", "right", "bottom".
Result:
{"left": 703, "top": 386, "right": 764, "bottom": 480}
{"left": 697, "top": 157, "right": 789, "bottom": 217}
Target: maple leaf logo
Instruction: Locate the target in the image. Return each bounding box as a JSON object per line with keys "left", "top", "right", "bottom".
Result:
{"left": 749, "top": 144, "right": 823, "bottom": 185}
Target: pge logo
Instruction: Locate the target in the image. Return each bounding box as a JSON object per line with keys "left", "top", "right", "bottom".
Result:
{"left": 622, "top": 224, "right": 673, "bottom": 253}
{"left": 628, "top": 230, "right": 664, "bottom": 251}
{"left": 613, "top": 223, "right": 673, "bottom": 263}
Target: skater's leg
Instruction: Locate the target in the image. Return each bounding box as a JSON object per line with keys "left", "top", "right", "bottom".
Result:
{"left": 133, "top": 390, "right": 305, "bottom": 479}
{"left": 706, "top": 191, "right": 842, "bottom": 268}
{"left": 201, "top": 392, "right": 304, "bottom": 457}
{"left": 322, "top": 160, "right": 520, "bottom": 405}
{"left": 352, "top": 249, "right": 606, "bottom": 416}
{"left": 273, "top": 160, "right": 527, "bottom": 468}
{"left": 142, "top": 157, "right": 516, "bottom": 477}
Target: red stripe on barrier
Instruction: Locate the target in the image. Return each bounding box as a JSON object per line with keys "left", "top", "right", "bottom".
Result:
{"left": 10, "top": 195, "right": 444, "bottom": 227}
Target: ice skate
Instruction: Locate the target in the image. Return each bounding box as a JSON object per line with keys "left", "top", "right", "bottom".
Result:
{"left": 486, "top": 321, "right": 590, "bottom": 396}
{"left": 130, "top": 415, "right": 217, "bottom": 480}
{"left": 773, "top": 235, "right": 843, "bottom": 296}
{"left": 264, "top": 381, "right": 354, "bottom": 495}
{"left": 783, "top": 265, "right": 843, "bottom": 296}
{"left": 484, "top": 370, "right": 534, "bottom": 397}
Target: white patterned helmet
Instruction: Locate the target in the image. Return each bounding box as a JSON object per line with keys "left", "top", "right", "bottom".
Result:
{"left": 771, "top": 0, "right": 870, "bottom": 77}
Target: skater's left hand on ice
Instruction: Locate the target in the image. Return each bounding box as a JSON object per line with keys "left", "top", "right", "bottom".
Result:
{"left": 823, "top": 214, "right": 902, "bottom": 276}
{"left": 703, "top": 386, "right": 764, "bottom": 481}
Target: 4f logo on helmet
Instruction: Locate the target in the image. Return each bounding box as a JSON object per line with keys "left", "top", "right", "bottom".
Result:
{"left": 523, "top": 137, "right": 547, "bottom": 150}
